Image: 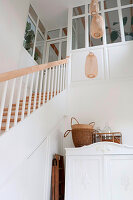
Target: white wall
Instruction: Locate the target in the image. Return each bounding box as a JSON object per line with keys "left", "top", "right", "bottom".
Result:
{"left": 0, "top": 0, "right": 30, "bottom": 73}
{"left": 66, "top": 80, "right": 133, "bottom": 147}
{"left": 19, "top": 47, "right": 37, "bottom": 69}
{"left": 0, "top": 91, "right": 67, "bottom": 200}
{"left": 63, "top": 42, "right": 133, "bottom": 148}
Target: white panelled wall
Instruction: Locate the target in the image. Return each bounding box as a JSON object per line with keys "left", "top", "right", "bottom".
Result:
{"left": 0, "top": 91, "right": 67, "bottom": 200}
{"left": 63, "top": 1, "right": 133, "bottom": 148}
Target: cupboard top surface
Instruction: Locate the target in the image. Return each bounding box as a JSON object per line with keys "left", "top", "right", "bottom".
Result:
{"left": 65, "top": 142, "right": 133, "bottom": 156}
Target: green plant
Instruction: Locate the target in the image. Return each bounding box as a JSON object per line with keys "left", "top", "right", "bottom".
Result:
{"left": 24, "top": 21, "right": 35, "bottom": 50}
{"left": 34, "top": 51, "right": 39, "bottom": 61}
{"left": 106, "top": 16, "right": 133, "bottom": 42}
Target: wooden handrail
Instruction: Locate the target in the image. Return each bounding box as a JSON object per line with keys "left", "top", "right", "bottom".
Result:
{"left": 0, "top": 58, "right": 68, "bottom": 82}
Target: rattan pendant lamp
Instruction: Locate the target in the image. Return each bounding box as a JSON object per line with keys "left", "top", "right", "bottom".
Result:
{"left": 85, "top": 0, "right": 104, "bottom": 79}
{"left": 85, "top": 52, "right": 98, "bottom": 78}
{"left": 90, "top": 0, "right": 104, "bottom": 39}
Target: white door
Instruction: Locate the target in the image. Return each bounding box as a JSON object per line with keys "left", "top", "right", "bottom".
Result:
{"left": 65, "top": 156, "right": 103, "bottom": 200}
{"left": 104, "top": 155, "right": 133, "bottom": 200}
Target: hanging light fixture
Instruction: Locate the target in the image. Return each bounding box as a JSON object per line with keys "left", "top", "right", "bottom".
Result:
{"left": 85, "top": 52, "right": 98, "bottom": 78}
{"left": 85, "top": 0, "right": 104, "bottom": 79}
{"left": 90, "top": 13, "right": 104, "bottom": 39}
{"left": 89, "top": 0, "right": 99, "bottom": 16}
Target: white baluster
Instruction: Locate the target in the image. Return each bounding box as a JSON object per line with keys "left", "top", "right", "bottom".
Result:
{"left": 62, "top": 64, "right": 65, "bottom": 91}
{"left": 47, "top": 68, "right": 51, "bottom": 102}
{"left": 14, "top": 77, "right": 23, "bottom": 126}
{"left": 28, "top": 73, "right": 34, "bottom": 116}
{"left": 63, "top": 63, "right": 66, "bottom": 90}
{"left": 64, "top": 63, "right": 67, "bottom": 89}
{"left": 43, "top": 69, "right": 48, "bottom": 104}
{"left": 57, "top": 65, "right": 61, "bottom": 94}
{"left": 61, "top": 64, "right": 63, "bottom": 91}
{"left": 60, "top": 64, "right": 63, "bottom": 92}
{"left": 6, "top": 79, "right": 16, "bottom": 131}
{"left": 0, "top": 81, "right": 8, "bottom": 130}
{"left": 50, "top": 67, "right": 54, "bottom": 100}
{"left": 38, "top": 70, "right": 44, "bottom": 108}
{"left": 33, "top": 71, "right": 39, "bottom": 111}
{"left": 54, "top": 66, "right": 57, "bottom": 97}
{"left": 21, "top": 75, "right": 29, "bottom": 121}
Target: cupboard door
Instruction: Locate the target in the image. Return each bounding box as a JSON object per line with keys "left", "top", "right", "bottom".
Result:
{"left": 65, "top": 156, "right": 103, "bottom": 200}
{"left": 105, "top": 155, "right": 133, "bottom": 200}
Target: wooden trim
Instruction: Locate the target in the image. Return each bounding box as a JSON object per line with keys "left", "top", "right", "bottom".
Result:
{"left": 0, "top": 59, "right": 68, "bottom": 82}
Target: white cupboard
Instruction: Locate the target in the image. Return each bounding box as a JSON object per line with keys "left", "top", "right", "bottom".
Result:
{"left": 65, "top": 142, "right": 133, "bottom": 200}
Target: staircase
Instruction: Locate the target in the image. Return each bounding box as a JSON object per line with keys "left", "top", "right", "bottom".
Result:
{"left": 0, "top": 59, "right": 68, "bottom": 134}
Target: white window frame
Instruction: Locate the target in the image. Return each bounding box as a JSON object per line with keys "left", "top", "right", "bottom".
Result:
{"left": 46, "top": 38, "right": 67, "bottom": 63}
{"left": 24, "top": 5, "right": 47, "bottom": 64}
{"left": 68, "top": 0, "right": 133, "bottom": 54}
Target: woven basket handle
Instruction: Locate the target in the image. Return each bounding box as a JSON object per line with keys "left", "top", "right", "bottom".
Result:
{"left": 89, "top": 122, "right": 95, "bottom": 127}
{"left": 71, "top": 117, "right": 79, "bottom": 126}
{"left": 64, "top": 130, "right": 72, "bottom": 138}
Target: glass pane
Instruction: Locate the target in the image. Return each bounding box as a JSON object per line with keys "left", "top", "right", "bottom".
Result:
{"left": 61, "top": 41, "right": 67, "bottom": 59}
{"left": 34, "top": 31, "right": 44, "bottom": 64}
{"left": 62, "top": 27, "right": 67, "bottom": 36}
{"left": 88, "top": 16, "right": 103, "bottom": 47}
{"left": 23, "top": 16, "right": 36, "bottom": 56}
{"left": 88, "top": 2, "right": 101, "bottom": 13}
{"left": 29, "top": 5, "right": 38, "bottom": 23}
{"left": 72, "top": 27, "right": 76, "bottom": 50}
{"left": 38, "top": 20, "right": 45, "bottom": 36}
{"left": 105, "top": 10, "right": 121, "bottom": 44}
{"left": 47, "top": 29, "right": 60, "bottom": 40}
{"left": 48, "top": 43, "right": 59, "bottom": 62}
{"left": 121, "top": 0, "right": 133, "bottom": 6}
{"left": 104, "top": 0, "right": 118, "bottom": 9}
{"left": 72, "top": 17, "right": 85, "bottom": 50}
{"left": 73, "top": 5, "right": 85, "bottom": 16}
{"left": 122, "top": 7, "right": 133, "bottom": 41}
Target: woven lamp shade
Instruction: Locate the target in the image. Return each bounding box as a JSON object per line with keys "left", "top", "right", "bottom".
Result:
{"left": 85, "top": 52, "right": 98, "bottom": 78}
{"left": 89, "top": 0, "right": 99, "bottom": 16}
{"left": 90, "top": 14, "right": 104, "bottom": 39}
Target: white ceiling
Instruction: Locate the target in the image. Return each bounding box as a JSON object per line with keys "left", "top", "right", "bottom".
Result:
{"left": 31, "top": 0, "right": 90, "bottom": 30}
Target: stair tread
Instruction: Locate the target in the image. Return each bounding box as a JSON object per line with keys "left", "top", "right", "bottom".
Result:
{"left": 0, "top": 90, "right": 58, "bottom": 133}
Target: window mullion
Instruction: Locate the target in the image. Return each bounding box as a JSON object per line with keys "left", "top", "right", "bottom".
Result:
{"left": 117, "top": 0, "right": 125, "bottom": 42}
{"left": 85, "top": 3, "right": 89, "bottom": 48}
{"left": 32, "top": 17, "right": 39, "bottom": 60}
{"left": 101, "top": 0, "right": 107, "bottom": 46}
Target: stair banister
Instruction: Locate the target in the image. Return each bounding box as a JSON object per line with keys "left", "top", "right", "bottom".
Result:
{"left": 0, "top": 58, "right": 68, "bottom": 133}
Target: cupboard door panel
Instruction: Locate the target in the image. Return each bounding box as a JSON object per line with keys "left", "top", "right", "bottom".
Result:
{"left": 105, "top": 155, "right": 133, "bottom": 200}
{"left": 66, "top": 156, "right": 103, "bottom": 200}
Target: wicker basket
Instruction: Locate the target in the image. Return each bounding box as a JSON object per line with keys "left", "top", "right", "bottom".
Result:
{"left": 64, "top": 117, "right": 95, "bottom": 147}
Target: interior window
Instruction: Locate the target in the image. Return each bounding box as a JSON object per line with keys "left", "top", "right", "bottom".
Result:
{"left": 122, "top": 7, "right": 133, "bottom": 41}
{"left": 103, "top": 0, "right": 118, "bottom": 9}
{"left": 73, "top": 5, "right": 85, "bottom": 16}
{"left": 47, "top": 30, "right": 60, "bottom": 40}
{"left": 34, "top": 31, "right": 45, "bottom": 64}
{"left": 121, "top": 0, "right": 133, "bottom": 6}
{"left": 72, "top": 17, "right": 85, "bottom": 49}
{"left": 105, "top": 10, "right": 121, "bottom": 44}
{"left": 61, "top": 41, "right": 67, "bottom": 59}
{"left": 48, "top": 43, "right": 59, "bottom": 62}
{"left": 23, "top": 16, "right": 36, "bottom": 56}
{"left": 29, "top": 5, "right": 38, "bottom": 23}
{"left": 38, "top": 20, "right": 45, "bottom": 36}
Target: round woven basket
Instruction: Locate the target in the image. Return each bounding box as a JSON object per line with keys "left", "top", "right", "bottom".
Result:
{"left": 64, "top": 117, "right": 95, "bottom": 148}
